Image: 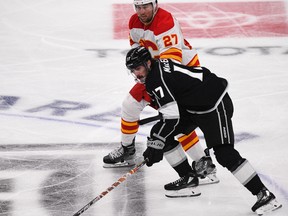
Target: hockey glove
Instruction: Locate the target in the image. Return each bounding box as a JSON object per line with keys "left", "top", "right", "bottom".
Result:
{"left": 143, "top": 137, "right": 165, "bottom": 167}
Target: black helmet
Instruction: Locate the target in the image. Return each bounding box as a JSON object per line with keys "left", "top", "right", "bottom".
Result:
{"left": 125, "top": 46, "right": 152, "bottom": 71}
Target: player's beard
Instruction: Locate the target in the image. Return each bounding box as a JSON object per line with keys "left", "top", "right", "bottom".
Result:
{"left": 138, "top": 15, "right": 153, "bottom": 25}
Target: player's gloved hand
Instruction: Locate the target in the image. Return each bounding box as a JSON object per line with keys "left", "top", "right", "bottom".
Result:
{"left": 143, "top": 137, "right": 165, "bottom": 167}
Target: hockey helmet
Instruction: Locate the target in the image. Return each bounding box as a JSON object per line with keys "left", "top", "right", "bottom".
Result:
{"left": 133, "top": 0, "right": 158, "bottom": 6}
{"left": 126, "top": 46, "right": 152, "bottom": 71}
{"left": 133, "top": 0, "right": 158, "bottom": 14}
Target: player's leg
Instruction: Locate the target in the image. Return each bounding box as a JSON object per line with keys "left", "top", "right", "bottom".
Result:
{"left": 199, "top": 94, "right": 282, "bottom": 214}
{"left": 177, "top": 131, "right": 204, "bottom": 161}
{"left": 214, "top": 145, "right": 282, "bottom": 214}
{"left": 103, "top": 84, "right": 149, "bottom": 167}
{"left": 103, "top": 83, "right": 213, "bottom": 170}
{"left": 163, "top": 140, "right": 200, "bottom": 198}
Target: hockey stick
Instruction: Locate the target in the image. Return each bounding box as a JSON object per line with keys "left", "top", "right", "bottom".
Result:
{"left": 138, "top": 113, "right": 162, "bottom": 125}
{"left": 72, "top": 158, "right": 148, "bottom": 216}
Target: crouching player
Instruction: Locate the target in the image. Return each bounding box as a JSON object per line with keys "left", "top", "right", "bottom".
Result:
{"left": 125, "top": 46, "right": 282, "bottom": 215}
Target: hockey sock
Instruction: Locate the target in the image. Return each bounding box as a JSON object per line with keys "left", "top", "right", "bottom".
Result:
{"left": 174, "top": 159, "right": 194, "bottom": 177}
{"left": 121, "top": 118, "right": 139, "bottom": 146}
{"left": 177, "top": 130, "right": 205, "bottom": 161}
{"left": 214, "top": 145, "right": 266, "bottom": 196}
{"left": 232, "top": 159, "right": 266, "bottom": 195}
{"left": 121, "top": 118, "right": 139, "bottom": 134}
{"left": 164, "top": 144, "right": 193, "bottom": 177}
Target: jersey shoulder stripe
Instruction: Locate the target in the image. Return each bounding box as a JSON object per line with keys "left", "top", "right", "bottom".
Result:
{"left": 160, "top": 47, "right": 182, "bottom": 62}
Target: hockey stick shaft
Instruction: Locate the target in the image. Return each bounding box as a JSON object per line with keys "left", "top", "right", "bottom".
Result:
{"left": 72, "top": 159, "right": 148, "bottom": 216}
{"left": 138, "top": 114, "right": 162, "bottom": 125}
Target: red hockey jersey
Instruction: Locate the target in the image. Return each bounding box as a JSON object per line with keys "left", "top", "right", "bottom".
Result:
{"left": 129, "top": 7, "right": 200, "bottom": 66}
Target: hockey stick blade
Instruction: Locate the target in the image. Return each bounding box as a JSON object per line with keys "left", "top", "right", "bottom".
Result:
{"left": 72, "top": 158, "right": 148, "bottom": 216}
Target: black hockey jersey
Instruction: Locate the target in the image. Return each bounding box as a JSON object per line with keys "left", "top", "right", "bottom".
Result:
{"left": 145, "top": 58, "right": 228, "bottom": 141}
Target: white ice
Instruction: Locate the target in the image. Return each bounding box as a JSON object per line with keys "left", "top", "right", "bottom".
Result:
{"left": 0, "top": 0, "right": 287, "bottom": 216}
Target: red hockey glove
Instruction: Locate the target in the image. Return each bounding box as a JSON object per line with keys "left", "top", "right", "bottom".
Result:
{"left": 143, "top": 137, "right": 165, "bottom": 167}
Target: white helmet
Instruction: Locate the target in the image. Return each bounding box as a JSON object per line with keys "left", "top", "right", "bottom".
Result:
{"left": 133, "top": 0, "right": 158, "bottom": 12}
{"left": 134, "top": 0, "right": 157, "bottom": 6}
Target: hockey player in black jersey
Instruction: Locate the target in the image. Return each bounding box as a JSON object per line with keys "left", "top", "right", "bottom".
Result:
{"left": 125, "top": 46, "right": 282, "bottom": 215}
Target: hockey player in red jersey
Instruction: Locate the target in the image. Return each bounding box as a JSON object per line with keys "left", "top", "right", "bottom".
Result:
{"left": 125, "top": 46, "right": 282, "bottom": 215}
{"left": 103, "top": 0, "right": 218, "bottom": 185}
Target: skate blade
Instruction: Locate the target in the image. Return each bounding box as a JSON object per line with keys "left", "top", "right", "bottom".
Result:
{"left": 255, "top": 199, "right": 282, "bottom": 215}
{"left": 199, "top": 173, "right": 220, "bottom": 185}
{"left": 165, "top": 187, "right": 201, "bottom": 198}
{"left": 103, "top": 161, "right": 135, "bottom": 168}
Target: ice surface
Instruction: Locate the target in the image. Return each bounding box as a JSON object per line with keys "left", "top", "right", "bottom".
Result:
{"left": 0, "top": 0, "right": 287, "bottom": 215}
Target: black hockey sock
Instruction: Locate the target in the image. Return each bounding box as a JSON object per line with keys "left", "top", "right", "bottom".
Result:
{"left": 231, "top": 159, "right": 266, "bottom": 195}
{"left": 244, "top": 175, "right": 266, "bottom": 195}
{"left": 173, "top": 159, "right": 194, "bottom": 177}
{"left": 213, "top": 145, "right": 266, "bottom": 196}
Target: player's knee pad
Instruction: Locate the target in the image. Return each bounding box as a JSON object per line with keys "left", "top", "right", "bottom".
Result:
{"left": 213, "top": 145, "right": 244, "bottom": 171}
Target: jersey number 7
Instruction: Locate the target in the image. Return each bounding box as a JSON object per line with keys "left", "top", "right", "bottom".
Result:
{"left": 154, "top": 86, "right": 164, "bottom": 99}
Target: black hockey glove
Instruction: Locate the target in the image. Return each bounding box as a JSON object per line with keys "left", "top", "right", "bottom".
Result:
{"left": 143, "top": 137, "right": 165, "bottom": 167}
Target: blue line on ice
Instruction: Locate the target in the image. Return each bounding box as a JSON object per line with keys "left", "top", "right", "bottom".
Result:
{"left": 0, "top": 112, "right": 148, "bottom": 137}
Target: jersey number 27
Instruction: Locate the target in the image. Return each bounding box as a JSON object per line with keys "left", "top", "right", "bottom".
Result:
{"left": 163, "top": 34, "right": 178, "bottom": 47}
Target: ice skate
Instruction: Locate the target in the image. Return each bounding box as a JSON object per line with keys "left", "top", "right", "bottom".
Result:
{"left": 164, "top": 172, "right": 201, "bottom": 198}
{"left": 192, "top": 155, "right": 220, "bottom": 185}
{"left": 251, "top": 188, "right": 282, "bottom": 215}
{"left": 103, "top": 143, "right": 136, "bottom": 168}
